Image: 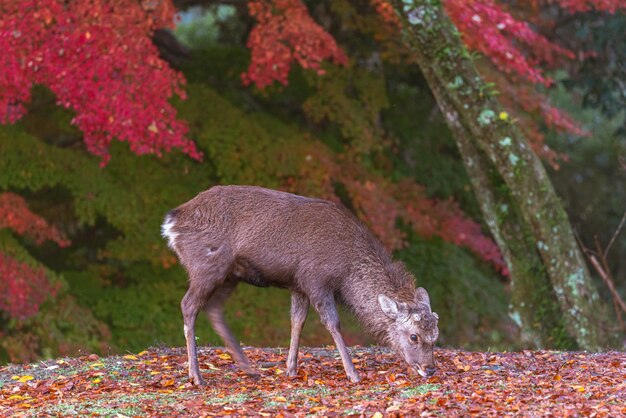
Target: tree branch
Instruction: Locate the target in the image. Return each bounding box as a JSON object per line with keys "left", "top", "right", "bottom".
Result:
{"left": 604, "top": 210, "right": 626, "bottom": 258}
{"left": 172, "top": 0, "right": 246, "bottom": 11}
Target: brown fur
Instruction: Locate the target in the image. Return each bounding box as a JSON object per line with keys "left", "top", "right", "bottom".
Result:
{"left": 163, "top": 185, "right": 439, "bottom": 384}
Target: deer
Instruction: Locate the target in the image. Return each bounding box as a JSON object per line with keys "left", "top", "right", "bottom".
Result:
{"left": 162, "top": 185, "right": 439, "bottom": 385}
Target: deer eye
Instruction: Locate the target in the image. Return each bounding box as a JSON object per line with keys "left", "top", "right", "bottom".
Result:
{"left": 410, "top": 334, "right": 418, "bottom": 342}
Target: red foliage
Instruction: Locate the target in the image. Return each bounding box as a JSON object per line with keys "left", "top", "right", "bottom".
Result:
{"left": 370, "top": 0, "right": 402, "bottom": 29}
{"left": 0, "top": 252, "right": 60, "bottom": 319}
{"left": 444, "top": 0, "right": 574, "bottom": 86}
{"left": 242, "top": 0, "right": 348, "bottom": 89}
{"left": 396, "top": 181, "right": 509, "bottom": 275}
{"left": 0, "top": 192, "right": 68, "bottom": 319}
{"left": 443, "top": 0, "right": 624, "bottom": 85}
{"left": 0, "top": 0, "right": 201, "bottom": 165}
{"left": 345, "top": 180, "right": 406, "bottom": 250}
{"left": 408, "top": 200, "right": 508, "bottom": 275}
{"left": 0, "top": 192, "right": 69, "bottom": 247}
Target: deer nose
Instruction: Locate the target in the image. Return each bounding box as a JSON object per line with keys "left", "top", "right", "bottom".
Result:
{"left": 425, "top": 366, "right": 436, "bottom": 377}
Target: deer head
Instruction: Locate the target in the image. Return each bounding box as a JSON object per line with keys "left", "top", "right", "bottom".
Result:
{"left": 378, "top": 287, "right": 439, "bottom": 377}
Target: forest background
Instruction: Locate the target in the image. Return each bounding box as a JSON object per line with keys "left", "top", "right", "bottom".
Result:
{"left": 0, "top": 0, "right": 624, "bottom": 364}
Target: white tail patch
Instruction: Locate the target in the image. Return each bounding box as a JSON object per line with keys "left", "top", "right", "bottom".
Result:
{"left": 161, "top": 215, "right": 179, "bottom": 249}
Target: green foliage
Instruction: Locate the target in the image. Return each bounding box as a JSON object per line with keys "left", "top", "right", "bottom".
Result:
{"left": 383, "top": 72, "right": 479, "bottom": 214}
{"left": 561, "top": 13, "right": 626, "bottom": 138}
{"left": 179, "top": 83, "right": 303, "bottom": 187}
{"left": 303, "top": 65, "right": 390, "bottom": 155}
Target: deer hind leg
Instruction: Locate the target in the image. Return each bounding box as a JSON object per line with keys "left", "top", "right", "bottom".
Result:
{"left": 310, "top": 293, "right": 360, "bottom": 383}
{"left": 203, "top": 279, "right": 258, "bottom": 377}
{"left": 181, "top": 287, "right": 210, "bottom": 386}
{"left": 181, "top": 255, "right": 232, "bottom": 386}
{"left": 286, "top": 291, "right": 309, "bottom": 376}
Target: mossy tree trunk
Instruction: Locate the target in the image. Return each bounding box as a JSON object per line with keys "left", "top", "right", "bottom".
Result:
{"left": 391, "top": 0, "right": 616, "bottom": 350}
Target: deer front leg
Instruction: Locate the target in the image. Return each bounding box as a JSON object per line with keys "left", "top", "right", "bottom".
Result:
{"left": 204, "top": 280, "right": 258, "bottom": 377}
{"left": 286, "top": 291, "right": 309, "bottom": 376}
{"left": 312, "top": 294, "right": 360, "bottom": 383}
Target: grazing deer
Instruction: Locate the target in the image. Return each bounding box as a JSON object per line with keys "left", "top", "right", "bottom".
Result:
{"left": 162, "top": 185, "right": 439, "bottom": 385}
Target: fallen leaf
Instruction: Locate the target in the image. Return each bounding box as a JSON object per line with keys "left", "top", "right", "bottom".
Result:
{"left": 0, "top": 347, "right": 624, "bottom": 417}
{"left": 204, "top": 362, "right": 219, "bottom": 370}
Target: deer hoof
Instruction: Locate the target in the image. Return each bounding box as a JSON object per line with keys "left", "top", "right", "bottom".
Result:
{"left": 191, "top": 375, "right": 206, "bottom": 386}
{"left": 243, "top": 368, "right": 260, "bottom": 379}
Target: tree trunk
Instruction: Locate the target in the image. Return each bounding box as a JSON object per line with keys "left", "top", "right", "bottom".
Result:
{"left": 391, "top": 1, "right": 616, "bottom": 350}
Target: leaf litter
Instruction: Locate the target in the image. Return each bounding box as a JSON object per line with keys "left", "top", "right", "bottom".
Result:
{"left": 1, "top": 347, "right": 625, "bottom": 416}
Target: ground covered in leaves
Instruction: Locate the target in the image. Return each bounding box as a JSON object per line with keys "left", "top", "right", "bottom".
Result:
{"left": 1, "top": 346, "right": 624, "bottom": 416}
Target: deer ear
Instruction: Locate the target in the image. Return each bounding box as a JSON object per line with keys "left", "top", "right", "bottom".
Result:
{"left": 378, "top": 294, "right": 402, "bottom": 319}
{"left": 415, "top": 287, "right": 431, "bottom": 307}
